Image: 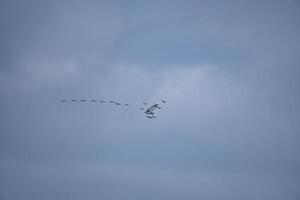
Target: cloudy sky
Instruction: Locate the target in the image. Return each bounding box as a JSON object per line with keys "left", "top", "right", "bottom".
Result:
{"left": 1, "top": 0, "right": 300, "bottom": 199}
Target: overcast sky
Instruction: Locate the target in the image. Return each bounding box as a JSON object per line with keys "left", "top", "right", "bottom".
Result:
{"left": 1, "top": 0, "right": 300, "bottom": 199}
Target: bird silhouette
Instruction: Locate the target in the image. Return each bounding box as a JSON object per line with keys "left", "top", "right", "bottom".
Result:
{"left": 145, "top": 111, "right": 154, "bottom": 115}
{"left": 59, "top": 98, "right": 165, "bottom": 120}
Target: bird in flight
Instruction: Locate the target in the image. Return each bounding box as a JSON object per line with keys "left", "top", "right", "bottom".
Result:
{"left": 60, "top": 98, "right": 166, "bottom": 119}
{"left": 143, "top": 103, "right": 164, "bottom": 119}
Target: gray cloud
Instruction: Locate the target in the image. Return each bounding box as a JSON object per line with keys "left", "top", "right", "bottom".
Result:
{"left": 1, "top": 0, "right": 300, "bottom": 199}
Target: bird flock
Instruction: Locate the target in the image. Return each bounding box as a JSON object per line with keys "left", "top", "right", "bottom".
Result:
{"left": 60, "top": 98, "right": 167, "bottom": 119}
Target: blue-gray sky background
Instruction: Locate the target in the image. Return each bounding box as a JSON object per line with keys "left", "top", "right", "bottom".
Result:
{"left": 1, "top": 0, "right": 300, "bottom": 199}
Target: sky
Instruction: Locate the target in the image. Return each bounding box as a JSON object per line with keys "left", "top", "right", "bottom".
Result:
{"left": 1, "top": 0, "right": 300, "bottom": 199}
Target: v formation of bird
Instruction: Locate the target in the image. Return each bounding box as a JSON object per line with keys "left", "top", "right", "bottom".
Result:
{"left": 60, "top": 98, "right": 167, "bottom": 119}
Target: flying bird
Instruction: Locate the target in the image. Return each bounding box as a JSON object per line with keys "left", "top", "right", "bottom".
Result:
{"left": 145, "top": 104, "right": 159, "bottom": 113}
{"left": 145, "top": 110, "right": 154, "bottom": 115}
{"left": 59, "top": 98, "right": 166, "bottom": 120}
